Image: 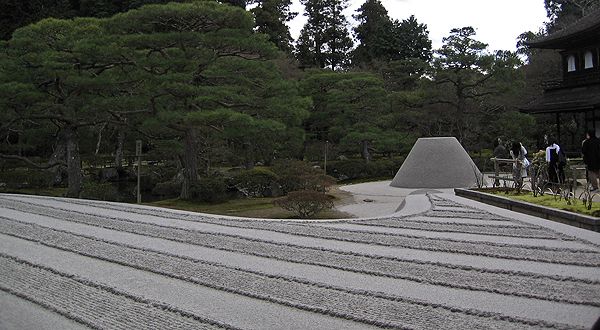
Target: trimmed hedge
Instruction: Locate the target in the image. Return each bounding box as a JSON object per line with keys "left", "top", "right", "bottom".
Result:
{"left": 0, "top": 169, "right": 54, "bottom": 189}
{"left": 272, "top": 160, "right": 335, "bottom": 193}
{"left": 232, "top": 168, "right": 281, "bottom": 198}
{"left": 80, "top": 182, "right": 124, "bottom": 202}
{"left": 189, "top": 176, "right": 229, "bottom": 203}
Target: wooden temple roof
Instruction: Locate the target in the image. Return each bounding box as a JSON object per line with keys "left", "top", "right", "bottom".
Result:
{"left": 523, "top": 83, "right": 600, "bottom": 114}
{"left": 527, "top": 8, "right": 600, "bottom": 49}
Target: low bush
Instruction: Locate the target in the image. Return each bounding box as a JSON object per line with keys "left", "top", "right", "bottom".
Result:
{"left": 80, "top": 181, "right": 123, "bottom": 202}
{"left": 189, "top": 176, "right": 229, "bottom": 203}
{"left": 232, "top": 168, "right": 280, "bottom": 197}
{"left": 151, "top": 181, "right": 180, "bottom": 199}
{"left": 272, "top": 160, "right": 336, "bottom": 193}
{"left": 0, "top": 169, "right": 54, "bottom": 189}
{"left": 273, "top": 190, "right": 334, "bottom": 218}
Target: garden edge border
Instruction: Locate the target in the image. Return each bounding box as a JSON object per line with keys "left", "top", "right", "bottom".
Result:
{"left": 454, "top": 188, "right": 600, "bottom": 232}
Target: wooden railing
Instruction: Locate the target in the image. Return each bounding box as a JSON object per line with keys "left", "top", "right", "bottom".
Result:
{"left": 489, "top": 157, "right": 523, "bottom": 189}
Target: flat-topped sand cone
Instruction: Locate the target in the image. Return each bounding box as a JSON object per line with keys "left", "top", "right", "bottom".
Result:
{"left": 390, "top": 137, "right": 482, "bottom": 188}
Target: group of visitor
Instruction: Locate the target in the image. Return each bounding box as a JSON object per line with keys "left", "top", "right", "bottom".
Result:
{"left": 493, "top": 130, "right": 600, "bottom": 191}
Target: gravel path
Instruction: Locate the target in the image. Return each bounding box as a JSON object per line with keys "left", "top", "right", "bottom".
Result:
{"left": 0, "top": 193, "right": 599, "bottom": 329}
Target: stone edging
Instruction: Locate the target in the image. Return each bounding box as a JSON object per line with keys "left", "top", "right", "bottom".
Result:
{"left": 454, "top": 188, "right": 599, "bottom": 232}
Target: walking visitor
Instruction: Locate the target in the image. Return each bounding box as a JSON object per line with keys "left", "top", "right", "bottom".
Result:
{"left": 582, "top": 130, "right": 600, "bottom": 192}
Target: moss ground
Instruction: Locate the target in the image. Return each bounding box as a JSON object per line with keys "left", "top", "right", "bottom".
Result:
{"left": 488, "top": 190, "right": 600, "bottom": 217}
{"left": 0, "top": 187, "right": 68, "bottom": 197}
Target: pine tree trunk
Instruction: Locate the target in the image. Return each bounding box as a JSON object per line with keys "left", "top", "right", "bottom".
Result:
{"left": 361, "top": 140, "right": 371, "bottom": 163}
{"left": 64, "top": 127, "right": 82, "bottom": 198}
{"left": 115, "top": 129, "right": 125, "bottom": 170}
{"left": 180, "top": 128, "right": 199, "bottom": 200}
{"left": 47, "top": 133, "right": 67, "bottom": 186}
{"left": 243, "top": 142, "right": 254, "bottom": 170}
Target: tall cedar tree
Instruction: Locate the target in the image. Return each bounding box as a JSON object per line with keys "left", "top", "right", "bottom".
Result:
{"left": 296, "top": 0, "right": 353, "bottom": 70}
{"left": 251, "top": 0, "right": 297, "bottom": 52}
{"left": 353, "top": 0, "right": 431, "bottom": 66}
{"left": 352, "top": 0, "right": 394, "bottom": 65}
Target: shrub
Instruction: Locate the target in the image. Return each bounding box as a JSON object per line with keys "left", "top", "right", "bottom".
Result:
{"left": 233, "top": 168, "right": 280, "bottom": 197}
{"left": 189, "top": 176, "right": 229, "bottom": 203}
{"left": 151, "top": 181, "right": 180, "bottom": 199}
{"left": 0, "top": 169, "right": 54, "bottom": 189}
{"left": 80, "top": 181, "right": 123, "bottom": 202}
{"left": 272, "top": 160, "right": 336, "bottom": 193}
{"left": 273, "top": 190, "right": 334, "bottom": 218}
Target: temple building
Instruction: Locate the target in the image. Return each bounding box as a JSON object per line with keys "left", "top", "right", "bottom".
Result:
{"left": 524, "top": 9, "right": 600, "bottom": 150}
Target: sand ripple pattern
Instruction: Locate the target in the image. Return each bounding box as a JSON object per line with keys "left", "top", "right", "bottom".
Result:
{"left": 0, "top": 194, "right": 598, "bottom": 329}
{"left": 0, "top": 197, "right": 598, "bottom": 267}
{"left": 0, "top": 219, "right": 577, "bottom": 330}
{"left": 0, "top": 254, "right": 233, "bottom": 330}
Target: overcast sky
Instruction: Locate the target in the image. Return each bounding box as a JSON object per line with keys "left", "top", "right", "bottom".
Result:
{"left": 288, "top": 0, "right": 549, "bottom": 52}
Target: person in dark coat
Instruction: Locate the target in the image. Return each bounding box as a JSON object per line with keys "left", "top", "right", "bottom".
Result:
{"left": 545, "top": 137, "right": 565, "bottom": 184}
{"left": 493, "top": 138, "right": 508, "bottom": 159}
{"left": 582, "top": 130, "right": 600, "bottom": 191}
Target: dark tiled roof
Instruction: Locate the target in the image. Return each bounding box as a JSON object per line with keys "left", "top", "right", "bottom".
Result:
{"left": 522, "top": 83, "right": 600, "bottom": 113}
{"left": 528, "top": 8, "right": 600, "bottom": 49}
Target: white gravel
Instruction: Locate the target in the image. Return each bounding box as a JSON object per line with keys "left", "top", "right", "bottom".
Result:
{"left": 1, "top": 192, "right": 599, "bottom": 329}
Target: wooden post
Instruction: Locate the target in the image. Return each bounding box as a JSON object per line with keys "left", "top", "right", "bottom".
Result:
{"left": 136, "top": 140, "right": 142, "bottom": 204}
{"left": 556, "top": 112, "right": 561, "bottom": 144}
{"left": 493, "top": 158, "right": 499, "bottom": 187}
{"left": 324, "top": 140, "right": 328, "bottom": 174}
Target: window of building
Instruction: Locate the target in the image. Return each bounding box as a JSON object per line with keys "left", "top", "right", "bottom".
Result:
{"left": 584, "top": 51, "right": 594, "bottom": 69}
{"left": 567, "top": 55, "right": 576, "bottom": 72}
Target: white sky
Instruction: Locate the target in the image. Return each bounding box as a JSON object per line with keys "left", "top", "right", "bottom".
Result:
{"left": 288, "top": 0, "right": 549, "bottom": 52}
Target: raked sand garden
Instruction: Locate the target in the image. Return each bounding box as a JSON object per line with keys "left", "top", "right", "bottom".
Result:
{"left": 1, "top": 191, "right": 599, "bottom": 329}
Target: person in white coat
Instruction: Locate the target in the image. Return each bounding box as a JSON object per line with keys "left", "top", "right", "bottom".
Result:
{"left": 545, "top": 137, "right": 565, "bottom": 184}
{"left": 510, "top": 141, "right": 529, "bottom": 179}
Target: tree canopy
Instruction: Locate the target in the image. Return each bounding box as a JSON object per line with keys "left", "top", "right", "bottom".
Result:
{"left": 295, "top": 0, "right": 354, "bottom": 70}
{"left": 0, "top": 0, "right": 542, "bottom": 202}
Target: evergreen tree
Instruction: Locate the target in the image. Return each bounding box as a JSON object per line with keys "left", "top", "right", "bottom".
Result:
{"left": 392, "top": 16, "right": 432, "bottom": 62}
{"left": 1, "top": 1, "right": 311, "bottom": 199}
{"left": 0, "top": 0, "right": 182, "bottom": 40}
{"left": 352, "top": 0, "right": 431, "bottom": 66}
{"left": 544, "top": 0, "right": 599, "bottom": 31}
{"left": 0, "top": 0, "right": 74, "bottom": 40}
{"left": 251, "top": 0, "right": 297, "bottom": 52}
{"left": 352, "top": 0, "right": 394, "bottom": 65}
{"left": 108, "top": 1, "right": 309, "bottom": 198}
{"left": 296, "top": 0, "right": 353, "bottom": 70}
{"left": 429, "top": 27, "right": 522, "bottom": 143}
{"left": 221, "top": 0, "right": 247, "bottom": 8}
{"left": 0, "top": 17, "right": 141, "bottom": 197}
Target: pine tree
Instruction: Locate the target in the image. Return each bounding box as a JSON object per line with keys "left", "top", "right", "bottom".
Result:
{"left": 295, "top": 0, "right": 353, "bottom": 70}
{"left": 544, "top": 0, "right": 599, "bottom": 31}
{"left": 251, "top": 0, "right": 297, "bottom": 52}
{"left": 221, "top": 0, "right": 247, "bottom": 8}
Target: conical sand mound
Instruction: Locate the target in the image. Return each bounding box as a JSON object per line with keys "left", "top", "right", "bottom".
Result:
{"left": 390, "top": 137, "right": 482, "bottom": 188}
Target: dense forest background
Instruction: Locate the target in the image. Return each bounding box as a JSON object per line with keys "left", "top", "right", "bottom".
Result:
{"left": 0, "top": 0, "right": 598, "bottom": 201}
